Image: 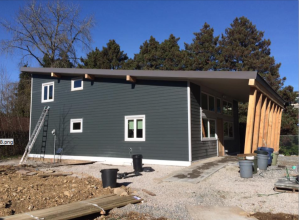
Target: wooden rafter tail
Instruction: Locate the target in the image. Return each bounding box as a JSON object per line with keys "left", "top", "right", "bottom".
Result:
{"left": 85, "top": 74, "right": 95, "bottom": 81}
{"left": 51, "top": 72, "right": 61, "bottom": 78}
{"left": 126, "top": 75, "right": 136, "bottom": 83}
{"left": 252, "top": 92, "right": 263, "bottom": 153}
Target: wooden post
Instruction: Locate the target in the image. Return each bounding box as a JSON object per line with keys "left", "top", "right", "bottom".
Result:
{"left": 263, "top": 100, "right": 271, "bottom": 146}
{"left": 252, "top": 92, "right": 263, "bottom": 152}
{"left": 217, "top": 118, "right": 224, "bottom": 156}
{"left": 275, "top": 109, "right": 283, "bottom": 152}
{"left": 270, "top": 106, "right": 279, "bottom": 149}
{"left": 85, "top": 74, "right": 95, "bottom": 81}
{"left": 126, "top": 75, "right": 136, "bottom": 83}
{"left": 258, "top": 96, "right": 267, "bottom": 147}
{"left": 244, "top": 87, "right": 257, "bottom": 153}
{"left": 51, "top": 72, "right": 61, "bottom": 78}
{"left": 267, "top": 103, "right": 275, "bottom": 147}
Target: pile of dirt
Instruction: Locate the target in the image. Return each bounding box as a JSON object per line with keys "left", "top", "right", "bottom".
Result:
{"left": 0, "top": 165, "right": 114, "bottom": 217}
{"left": 252, "top": 212, "right": 299, "bottom": 220}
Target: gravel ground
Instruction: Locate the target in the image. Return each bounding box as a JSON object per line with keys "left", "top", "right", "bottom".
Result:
{"left": 1, "top": 156, "right": 298, "bottom": 220}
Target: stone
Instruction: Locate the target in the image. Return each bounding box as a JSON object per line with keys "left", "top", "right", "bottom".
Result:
{"left": 64, "top": 191, "right": 71, "bottom": 197}
{"left": 26, "top": 172, "right": 37, "bottom": 176}
{"left": 71, "top": 184, "right": 78, "bottom": 187}
{"left": 17, "top": 187, "right": 23, "bottom": 192}
{"left": 113, "top": 188, "right": 126, "bottom": 196}
{"left": 0, "top": 202, "right": 6, "bottom": 208}
{"left": 28, "top": 205, "right": 34, "bottom": 210}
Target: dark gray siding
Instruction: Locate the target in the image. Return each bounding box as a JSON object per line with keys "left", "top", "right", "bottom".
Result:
{"left": 224, "top": 100, "right": 240, "bottom": 153}
{"left": 30, "top": 75, "right": 189, "bottom": 161}
{"left": 190, "top": 83, "right": 217, "bottom": 161}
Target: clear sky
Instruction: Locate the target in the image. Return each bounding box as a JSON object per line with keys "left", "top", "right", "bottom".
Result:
{"left": 0, "top": 1, "right": 298, "bottom": 90}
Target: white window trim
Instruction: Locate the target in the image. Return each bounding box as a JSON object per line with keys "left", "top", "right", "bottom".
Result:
{"left": 201, "top": 92, "right": 215, "bottom": 112}
{"left": 41, "top": 82, "right": 54, "bottom": 103}
{"left": 202, "top": 118, "right": 217, "bottom": 141}
{"left": 224, "top": 121, "right": 234, "bottom": 139}
{"left": 70, "top": 118, "right": 83, "bottom": 133}
{"left": 71, "top": 77, "right": 83, "bottom": 91}
{"left": 125, "top": 115, "right": 145, "bottom": 141}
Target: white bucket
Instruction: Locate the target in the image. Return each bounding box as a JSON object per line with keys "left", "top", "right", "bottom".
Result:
{"left": 246, "top": 156, "right": 255, "bottom": 160}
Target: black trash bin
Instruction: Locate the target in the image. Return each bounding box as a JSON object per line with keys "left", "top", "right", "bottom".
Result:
{"left": 132, "top": 154, "right": 143, "bottom": 172}
{"left": 100, "top": 169, "right": 119, "bottom": 188}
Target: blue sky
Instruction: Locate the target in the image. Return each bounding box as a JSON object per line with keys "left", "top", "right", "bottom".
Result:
{"left": 0, "top": 1, "right": 298, "bottom": 90}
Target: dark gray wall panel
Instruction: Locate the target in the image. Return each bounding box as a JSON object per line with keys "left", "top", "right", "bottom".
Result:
{"left": 190, "top": 83, "right": 217, "bottom": 161}
{"left": 30, "top": 75, "right": 189, "bottom": 161}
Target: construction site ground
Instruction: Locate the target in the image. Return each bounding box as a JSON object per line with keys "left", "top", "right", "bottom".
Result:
{"left": 0, "top": 155, "right": 298, "bottom": 220}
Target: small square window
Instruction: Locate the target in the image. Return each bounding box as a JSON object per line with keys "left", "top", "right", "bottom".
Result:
{"left": 42, "top": 82, "right": 54, "bottom": 103}
{"left": 71, "top": 78, "right": 83, "bottom": 91}
{"left": 70, "top": 119, "right": 83, "bottom": 133}
{"left": 125, "top": 115, "right": 145, "bottom": 141}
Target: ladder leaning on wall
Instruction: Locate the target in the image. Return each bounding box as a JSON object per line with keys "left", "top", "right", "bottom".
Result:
{"left": 19, "top": 106, "right": 50, "bottom": 165}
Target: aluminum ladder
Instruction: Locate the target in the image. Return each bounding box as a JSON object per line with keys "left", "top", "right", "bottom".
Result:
{"left": 19, "top": 106, "right": 50, "bottom": 164}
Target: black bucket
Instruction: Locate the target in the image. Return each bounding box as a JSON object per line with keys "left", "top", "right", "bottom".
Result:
{"left": 100, "top": 169, "right": 119, "bottom": 188}
{"left": 254, "top": 150, "right": 268, "bottom": 155}
{"left": 132, "top": 154, "right": 143, "bottom": 172}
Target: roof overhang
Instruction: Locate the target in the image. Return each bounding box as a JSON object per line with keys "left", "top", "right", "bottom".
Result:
{"left": 21, "top": 67, "right": 285, "bottom": 107}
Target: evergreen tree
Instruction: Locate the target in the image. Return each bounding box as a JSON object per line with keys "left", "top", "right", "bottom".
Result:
{"left": 184, "top": 23, "right": 219, "bottom": 70}
{"left": 79, "top": 40, "right": 128, "bottom": 69}
{"left": 42, "top": 51, "right": 74, "bottom": 68}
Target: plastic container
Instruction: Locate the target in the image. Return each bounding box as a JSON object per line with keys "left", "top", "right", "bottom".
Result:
{"left": 100, "top": 169, "right": 119, "bottom": 188}
{"left": 246, "top": 156, "right": 258, "bottom": 174}
{"left": 271, "top": 152, "right": 279, "bottom": 166}
{"left": 254, "top": 150, "right": 268, "bottom": 155}
{"left": 132, "top": 154, "right": 143, "bottom": 172}
{"left": 258, "top": 147, "right": 274, "bottom": 165}
{"left": 257, "top": 154, "right": 268, "bottom": 170}
{"left": 239, "top": 160, "right": 253, "bottom": 178}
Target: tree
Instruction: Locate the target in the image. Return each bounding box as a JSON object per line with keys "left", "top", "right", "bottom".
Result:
{"left": 42, "top": 52, "right": 74, "bottom": 68}
{"left": 79, "top": 40, "right": 128, "bottom": 69}
{"left": 0, "top": 0, "right": 94, "bottom": 67}
{"left": 184, "top": 23, "right": 219, "bottom": 70}
{"left": 218, "top": 16, "right": 285, "bottom": 91}
{"left": 15, "top": 67, "right": 31, "bottom": 117}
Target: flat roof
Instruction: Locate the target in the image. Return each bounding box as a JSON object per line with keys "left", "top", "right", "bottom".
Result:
{"left": 21, "top": 67, "right": 285, "bottom": 105}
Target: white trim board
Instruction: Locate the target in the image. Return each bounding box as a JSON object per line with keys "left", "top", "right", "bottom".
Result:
{"left": 187, "top": 81, "right": 192, "bottom": 162}
{"left": 28, "top": 154, "right": 191, "bottom": 166}
{"left": 29, "top": 75, "right": 33, "bottom": 138}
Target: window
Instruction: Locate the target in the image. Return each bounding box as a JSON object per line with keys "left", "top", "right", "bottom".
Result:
{"left": 70, "top": 119, "right": 83, "bottom": 133}
{"left": 71, "top": 78, "right": 83, "bottom": 91}
{"left": 224, "top": 121, "right": 234, "bottom": 138}
{"left": 217, "top": 99, "right": 221, "bottom": 114}
{"left": 223, "top": 101, "right": 233, "bottom": 116}
{"left": 125, "top": 115, "right": 145, "bottom": 141}
{"left": 201, "top": 93, "right": 215, "bottom": 112}
{"left": 202, "top": 118, "right": 216, "bottom": 139}
{"left": 42, "top": 82, "right": 54, "bottom": 103}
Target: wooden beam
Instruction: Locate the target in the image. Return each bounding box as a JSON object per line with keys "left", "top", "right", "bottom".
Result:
{"left": 126, "top": 75, "right": 136, "bottom": 83}
{"left": 217, "top": 118, "right": 224, "bottom": 156}
{"left": 244, "top": 87, "right": 257, "bottom": 153}
{"left": 263, "top": 99, "right": 271, "bottom": 146}
{"left": 270, "top": 105, "right": 279, "bottom": 149}
{"left": 267, "top": 102, "right": 275, "bottom": 147}
{"left": 258, "top": 96, "right": 267, "bottom": 147}
{"left": 51, "top": 72, "right": 61, "bottom": 78}
{"left": 275, "top": 109, "right": 283, "bottom": 152}
{"left": 85, "top": 74, "right": 95, "bottom": 81}
{"left": 252, "top": 92, "right": 263, "bottom": 152}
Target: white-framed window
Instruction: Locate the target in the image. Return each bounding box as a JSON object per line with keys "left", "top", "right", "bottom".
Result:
{"left": 71, "top": 77, "right": 83, "bottom": 91}
{"left": 223, "top": 101, "right": 233, "bottom": 116}
{"left": 70, "top": 119, "right": 83, "bottom": 133}
{"left": 224, "top": 121, "right": 234, "bottom": 138}
{"left": 201, "top": 93, "right": 215, "bottom": 112}
{"left": 125, "top": 115, "right": 145, "bottom": 141}
{"left": 42, "top": 82, "right": 54, "bottom": 103}
{"left": 202, "top": 118, "right": 216, "bottom": 139}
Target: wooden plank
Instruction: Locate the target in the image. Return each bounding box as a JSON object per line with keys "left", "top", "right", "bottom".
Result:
{"left": 252, "top": 92, "right": 263, "bottom": 152}
{"left": 244, "top": 87, "right": 257, "bottom": 153}
{"left": 142, "top": 189, "right": 156, "bottom": 196}
{"left": 3, "top": 195, "right": 143, "bottom": 220}
{"left": 38, "top": 172, "right": 73, "bottom": 178}
{"left": 267, "top": 102, "right": 275, "bottom": 147}
{"left": 258, "top": 96, "right": 267, "bottom": 147}
{"left": 271, "top": 106, "right": 279, "bottom": 149}
{"left": 217, "top": 118, "right": 224, "bottom": 156}
{"left": 126, "top": 75, "right": 136, "bottom": 83}
{"left": 51, "top": 72, "right": 61, "bottom": 78}
{"left": 263, "top": 99, "right": 271, "bottom": 146}
{"left": 275, "top": 109, "right": 283, "bottom": 152}
{"left": 85, "top": 74, "right": 95, "bottom": 81}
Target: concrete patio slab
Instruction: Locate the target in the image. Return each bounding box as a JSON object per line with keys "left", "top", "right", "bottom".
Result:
{"left": 186, "top": 206, "right": 258, "bottom": 220}
{"left": 163, "top": 156, "right": 237, "bottom": 184}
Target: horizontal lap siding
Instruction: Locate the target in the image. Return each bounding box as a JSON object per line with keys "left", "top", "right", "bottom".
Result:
{"left": 31, "top": 75, "right": 189, "bottom": 161}
{"left": 190, "top": 83, "right": 217, "bottom": 161}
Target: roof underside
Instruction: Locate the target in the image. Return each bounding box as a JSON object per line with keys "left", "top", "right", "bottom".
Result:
{"left": 21, "top": 67, "right": 284, "bottom": 105}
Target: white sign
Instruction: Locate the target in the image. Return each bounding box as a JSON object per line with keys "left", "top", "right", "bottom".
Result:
{"left": 0, "top": 139, "right": 14, "bottom": 145}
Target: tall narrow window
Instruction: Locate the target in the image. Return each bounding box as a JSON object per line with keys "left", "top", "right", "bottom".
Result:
{"left": 224, "top": 121, "right": 234, "bottom": 138}
{"left": 42, "top": 82, "right": 54, "bottom": 103}
{"left": 125, "top": 115, "right": 145, "bottom": 141}
{"left": 209, "top": 96, "right": 215, "bottom": 112}
{"left": 223, "top": 101, "right": 233, "bottom": 116}
{"left": 202, "top": 118, "right": 216, "bottom": 139}
{"left": 71, "top": 78, "right": 83, "bottom": 91}
{"left": 70, "top": 119, "right": 83, "bottom": 133}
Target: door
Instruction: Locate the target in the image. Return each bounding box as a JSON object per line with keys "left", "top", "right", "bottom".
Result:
{"left": 217, "top": 118, "right": 225, "bottom": 156}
